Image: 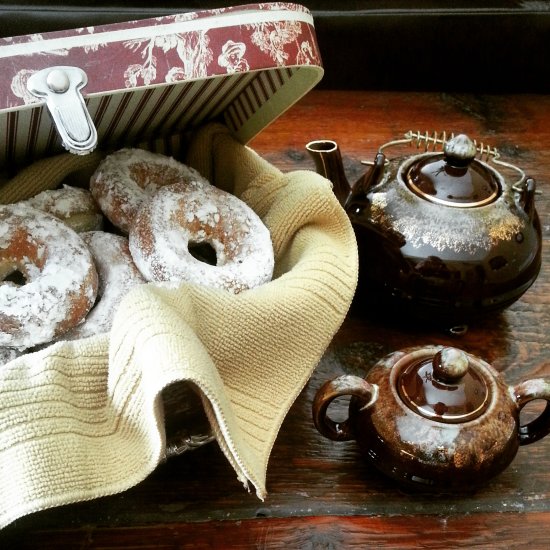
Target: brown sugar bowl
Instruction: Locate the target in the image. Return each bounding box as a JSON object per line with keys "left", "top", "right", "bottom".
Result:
{"left": 312, "top": 345, "right": 550, "bottom": 491}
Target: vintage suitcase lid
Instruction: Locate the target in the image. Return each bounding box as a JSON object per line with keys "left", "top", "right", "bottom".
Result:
{"left": 0, "top": 3, "right": 323, "bottom": 172}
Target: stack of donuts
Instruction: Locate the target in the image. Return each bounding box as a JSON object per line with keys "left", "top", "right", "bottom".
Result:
{"left": 0, "top": 148, "right": 275, "bottom": 366}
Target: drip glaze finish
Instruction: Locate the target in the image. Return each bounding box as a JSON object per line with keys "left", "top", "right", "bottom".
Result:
{"left": 313, "top": 346, "right": 550, "bottom": 491}
{"left": 350, "top": 154, "right": 541, "bottom": 326}
{"left": 350, "top": 348, "right": 517, "bottom": 489}
{"left": 307, "top": 134, "right": 542, "bottom": 327}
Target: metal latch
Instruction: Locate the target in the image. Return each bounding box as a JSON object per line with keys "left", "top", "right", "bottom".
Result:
{"left": 26, "top": 66, "right": 98, "bottom": 155}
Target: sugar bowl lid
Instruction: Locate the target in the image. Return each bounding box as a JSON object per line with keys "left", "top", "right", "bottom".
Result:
{"left": 405, "top": 134, "right": 501, "bottom": 207}
{"left": 397, "top": 347, "right": 491, "bottom": 423}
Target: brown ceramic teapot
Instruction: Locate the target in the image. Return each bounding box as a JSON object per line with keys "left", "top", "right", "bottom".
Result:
{"left": 307, "top": 132, "right": 542, "bottom": 331}
{"left": 313, "top": 345, "right": 550, "bottom": 491}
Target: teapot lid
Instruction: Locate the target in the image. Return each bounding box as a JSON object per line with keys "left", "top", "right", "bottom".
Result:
{"left": 397, "top": 347, "right": 490, "bottom": 423}
{"left": 405, "top": 134, "right": 501, "bottom": 208}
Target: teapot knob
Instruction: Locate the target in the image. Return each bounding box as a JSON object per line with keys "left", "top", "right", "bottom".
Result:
{"left": 432, "top": 347, "right": 469, "bottom": 383}
{"left": 444, "top": 134, "right": 477, "bottom": 167}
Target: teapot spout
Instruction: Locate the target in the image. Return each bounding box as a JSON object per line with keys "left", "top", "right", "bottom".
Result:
{"left": 306, "top": 139, "right": 350, "bottom": 206}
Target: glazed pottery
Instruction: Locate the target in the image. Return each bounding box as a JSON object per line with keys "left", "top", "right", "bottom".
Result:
{"left": 307, "top": 132, "right": 542, "bottom": 329}
{"left": 313, "top": 345, "right": 550, "bottom": 490}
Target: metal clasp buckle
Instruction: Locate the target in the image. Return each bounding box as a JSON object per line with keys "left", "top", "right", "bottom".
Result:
{"left": 27, "top": 66, "right": 97, "bottom": 155}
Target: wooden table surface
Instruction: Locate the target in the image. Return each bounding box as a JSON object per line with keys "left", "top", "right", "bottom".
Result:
{"left": 2, "top": 90, "right": 550, "bottom": 549}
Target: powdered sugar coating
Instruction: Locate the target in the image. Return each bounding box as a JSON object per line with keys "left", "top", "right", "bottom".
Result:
{"left": 0, "top": 346, "right": 20, "bottom": 367}
{"left": 90, "top": 148, "right": 209, "bottom": 234}
{"left": 0, "top": 204, "right": 98, "bottom": 349}
{"left": 129, "top": 182, "right": 274, "bottom": 293}
{"left": 60, "top": 231, "right": 145, "bottom": 340}
{"left": 23, "top": 184, "right": 103, "bottom": 233}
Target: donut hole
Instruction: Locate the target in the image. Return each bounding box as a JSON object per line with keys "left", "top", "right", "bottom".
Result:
{"left": 188, "top": 241, "right": 217, "bottom": 266}
{"left": 1, "top": 266, "right": 27, "bottom": 286}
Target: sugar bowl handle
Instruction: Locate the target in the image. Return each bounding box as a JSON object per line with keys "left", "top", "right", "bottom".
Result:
{"left": 514, "top": 379, "right": 550, "bottom": 445}
{"left": 312, "top": 375, "right": 378, "bottom": 442}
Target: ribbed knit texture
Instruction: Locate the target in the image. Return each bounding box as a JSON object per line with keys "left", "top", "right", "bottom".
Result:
{"left": 0, "top": 122, "right": 358, "bottom": 529}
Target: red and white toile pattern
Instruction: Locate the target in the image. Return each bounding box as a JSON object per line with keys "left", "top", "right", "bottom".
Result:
{"left": 0, "top": 3, "right": 323, "bottom": 169}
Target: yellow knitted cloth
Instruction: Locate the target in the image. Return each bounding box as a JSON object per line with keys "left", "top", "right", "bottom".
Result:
{"left": 0, "top": 122, "right": 358, "bottom": 529}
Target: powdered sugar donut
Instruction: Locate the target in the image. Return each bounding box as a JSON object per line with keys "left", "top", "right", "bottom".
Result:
{"left": 129, "top": 181, "right": 274, "bottom": 293}
{"left": 90, "top": 148, "right": 209, "bottom": 234}
{"left": 23, "top": 184, "right": 103, "bottom": 233}
{"left": 0, "top": 204, "right": 98, "bottom": 349}
{"left": 61, "top": 231, "right": 145, "bottom": 340}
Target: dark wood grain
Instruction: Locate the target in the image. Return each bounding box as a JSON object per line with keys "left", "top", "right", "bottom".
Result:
{"left": 2, "top": 90, "right": 550, "bottom": 549}
{"left": 8, "top": 513, "right": 550, "bottom": 549}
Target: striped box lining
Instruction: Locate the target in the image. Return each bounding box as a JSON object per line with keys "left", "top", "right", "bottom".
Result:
{"left": 1, "top": 66, "right": 304, "bottom": 170}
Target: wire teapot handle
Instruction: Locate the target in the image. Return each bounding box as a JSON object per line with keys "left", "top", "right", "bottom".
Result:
{"left": 364, "top": 130, "right": 527, "bottom": 190}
